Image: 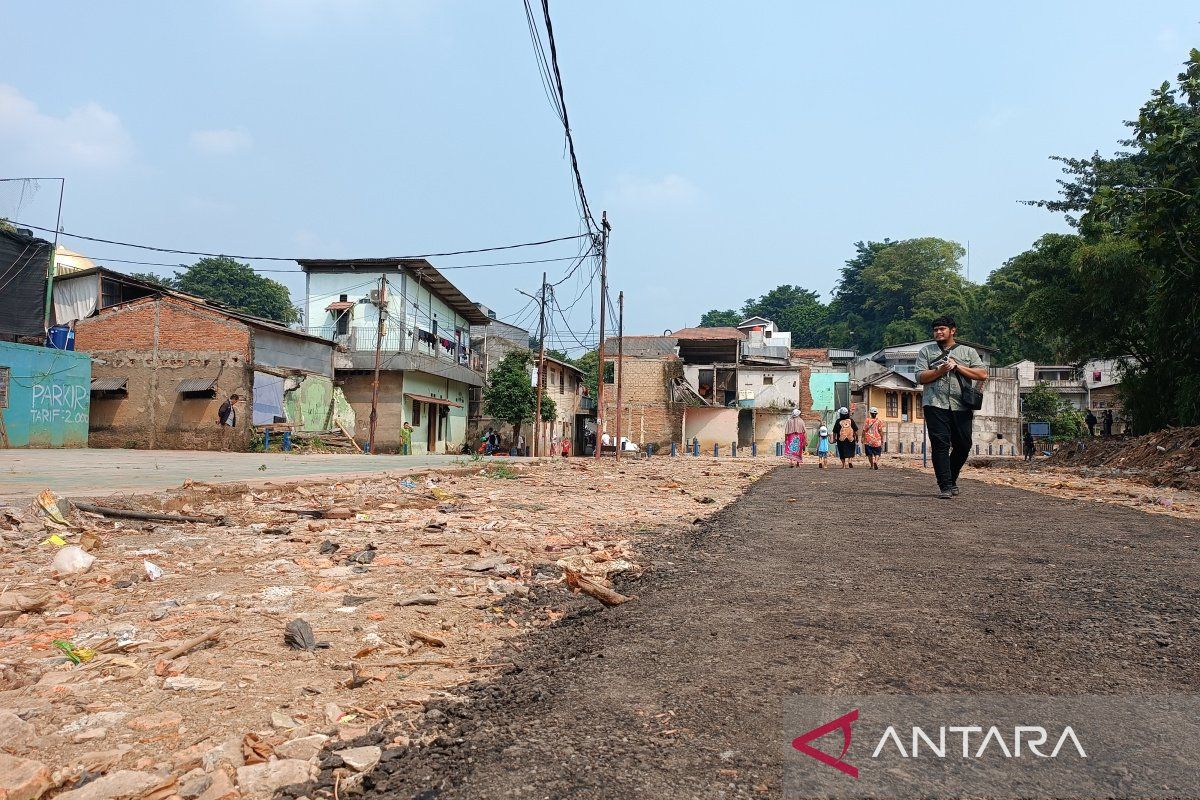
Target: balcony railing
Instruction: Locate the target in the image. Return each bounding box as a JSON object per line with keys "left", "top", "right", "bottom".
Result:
{"left": 306, "top": 325, "right": 483, "bottom": 372}
{"left": 578, "top": 395, "right": 597, "bottom": 412}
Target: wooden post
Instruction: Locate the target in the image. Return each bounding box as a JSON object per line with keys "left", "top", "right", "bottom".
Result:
{"left": 367, "top": 275, "right": 387, "bottom": 453}
{"left": 615, "top": 290, "right": 624, "bottom": 460}
{"left": 534, "top": 272, "right": 548, "bottom": 457}
{"left": 594, "top": 211, "right": 610, "bottom": 457}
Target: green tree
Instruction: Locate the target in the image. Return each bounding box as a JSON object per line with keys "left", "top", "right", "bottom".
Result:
{"left": 1022, "top": 49, "right": 1200, "bottom": 430}
{"left": 173, "top": 257, "right": 299, "bottom": 324}
{"left": 482, "top": 350, "right": 556, "bottom": 443}
{"left": 823, "top": 239, "right": 896, "bottom": 349}
{"left": 126, "top": 271, "right": 176, "bottom": 289}
{"left": 1022, "top": 383, "right": 1086, "bottom": 442}
{"left": 859, "top": 237, "right": 971, "bottom": 347}
{"left": 698, "top": 309, "right": 740, "bottom": 327}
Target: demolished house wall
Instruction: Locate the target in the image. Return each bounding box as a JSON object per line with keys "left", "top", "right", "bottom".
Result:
{"left": 602, "top": 356, "right": 684, "bottom": 449}
{"left": 76, "top": 299, "right": 253, "bottom": 450}
{"left": 683, "top": 406, "right": 739, "bottom": 450}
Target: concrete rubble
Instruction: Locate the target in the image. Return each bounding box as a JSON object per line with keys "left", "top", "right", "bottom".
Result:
{"left": 0, "top": 457, "right": 768, "bottom": 798}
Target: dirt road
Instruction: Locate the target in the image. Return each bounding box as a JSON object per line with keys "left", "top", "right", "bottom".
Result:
{"left": 359, "top": 464, "right": 1200, "bottom": 799}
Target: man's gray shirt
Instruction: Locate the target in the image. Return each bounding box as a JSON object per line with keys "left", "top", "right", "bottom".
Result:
{"left": 914, "top": 342, "right": 985, "bottom": 411}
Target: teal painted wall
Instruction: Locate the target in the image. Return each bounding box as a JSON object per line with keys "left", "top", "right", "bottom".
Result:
{"left": 403, "top": 372, "right": 469, "bottom": 455}
{"left": 282, "top": 374, "right": 336, "bottom": 432}
{"left": 809, "top": 372, "right": 849, "bottom": 413}
{"left": 0, "top": 342, "right": 92, "bottom": 448}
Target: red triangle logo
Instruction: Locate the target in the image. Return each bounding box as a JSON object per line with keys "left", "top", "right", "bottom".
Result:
{"left": 791, "top": 709, "right": 859, "bottom": 778}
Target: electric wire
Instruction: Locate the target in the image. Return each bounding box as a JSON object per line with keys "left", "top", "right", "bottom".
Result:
{"left": 8, "top": 220, "right": 589, "bottom": 262}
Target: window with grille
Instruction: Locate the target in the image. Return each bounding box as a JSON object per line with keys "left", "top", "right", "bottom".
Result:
{"left": 886, "top": 391, "right": 898, "bottom": 417}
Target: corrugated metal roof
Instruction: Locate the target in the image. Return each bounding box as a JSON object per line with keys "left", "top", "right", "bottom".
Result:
{"left": 670, "top": 326, "right": 747, "bottom": 341}
{"left": 405, "top": 392, "right": 462, "bottom": 408}
{"left": 90, "top": 377, "right": 128, "bottom": 392}
{"left": 177, "top": 377, "right": 218, "bottom": 393}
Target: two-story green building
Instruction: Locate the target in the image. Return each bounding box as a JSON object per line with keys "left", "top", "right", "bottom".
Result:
{"left": 299, "top": 258, "right": 490, "bottom": 454}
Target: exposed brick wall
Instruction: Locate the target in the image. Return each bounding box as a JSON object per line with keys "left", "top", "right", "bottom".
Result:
{"left": 601, "top": 356, "right": 683, "bottom": 447}
{"left": 77, "top": 299, "right": 252, "bottom": 450}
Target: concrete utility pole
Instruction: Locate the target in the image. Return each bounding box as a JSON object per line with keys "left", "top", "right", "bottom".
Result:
{"left": 367, "top": 275, "right": 387, "bottom": 453}
{"left": 594, "top": 211, "right": 610, "bottom": 457}
{"left": 615, "top": 290, "right": 624, "bottom": 460}
{"left": 534, "top": 272, "right": 548, "bottom": 457}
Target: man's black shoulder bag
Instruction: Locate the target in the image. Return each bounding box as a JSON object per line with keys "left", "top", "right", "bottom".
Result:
{"left": 956, "top": 371, "right": 984, "bottom": 412}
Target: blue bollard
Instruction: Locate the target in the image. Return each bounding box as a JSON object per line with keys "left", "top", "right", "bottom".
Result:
{"left": 731, "top": 442, "right": 737, "bottom": 458}
{"left": 671, "top": 441, "right": 677, "bottom": 457}
{"left": 988, "top": 444, "right": 993, "bottom": 455}
{"left": 693, "top": 438, "right": 700, "bottom": 457}
{"left": 282, "top": 431, "right": 292, "bottom": 452}
{"left": 751, "top": 441, "right": 757, "bottom": 457}
{"left": 921, "top": 440, "right": 926, "bottom": 456}
{"left": 263, "top": 430, "right": 270, "bottom": 452}
{"left": 647, "top": 443, "right": 654, "bottom": 458}
{"left": 713, "top": 443, "right": 719, "bottom": 458}
{"left": 776, "top": 442, "right": 783, "bottom": 457}
{"left": 976, "top": 444, "right": 980, "bottom": 455}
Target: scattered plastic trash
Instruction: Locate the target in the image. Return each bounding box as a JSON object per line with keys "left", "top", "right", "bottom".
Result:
{"left": 143, "top": 561, "right": 164, "bottom": 581}
{"left": 36, "top": 489, "right": 71, "bottom": 527}
{"left": 430, "top": 487, "right": 457, "bottom": 502}
{"left": 284, "top": 618, "right": 330, "bottom": 651}
{"left": 398, "top": 479, "right": 417, "bottom": 489}
{"left": 52, "top": 545, "right": 96, "bottom": 576}
{"left": 40, "top": 534, "right": 68, "bottom": 547}
{"left": 54, "top": 639, "right": 97, "bottom": 664}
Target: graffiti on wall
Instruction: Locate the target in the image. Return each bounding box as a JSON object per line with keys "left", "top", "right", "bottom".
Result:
{"left": 30, "top": 382, "right": 90, "bottom": 425}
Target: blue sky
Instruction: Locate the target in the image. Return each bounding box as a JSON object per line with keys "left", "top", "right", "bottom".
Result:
{"left": 2, "top": 1, "right": 1196, "bottom": 349}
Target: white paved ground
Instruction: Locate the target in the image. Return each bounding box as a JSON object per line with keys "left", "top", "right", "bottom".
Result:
{"left": 0, "top": 449, "right": 489, "bottom": 501}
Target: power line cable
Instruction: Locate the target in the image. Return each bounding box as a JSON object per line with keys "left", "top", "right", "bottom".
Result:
{"left": 9, "top": 220, "right": 589, "bottom": 262}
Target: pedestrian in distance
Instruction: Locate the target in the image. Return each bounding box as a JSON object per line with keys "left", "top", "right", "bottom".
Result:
{"left": 915, "top": 315, "right": 989, "bottom": 499}
{"left": 1085, "top": 409, "right": 1098, "bottom": 437}
{"left": 400, "top": 422, "right": 413, "bottom": 455}
{"left": 1024, "top": 428, "right": 1035, "bottom": 462}
{"left": 560, "top": 436, "right": 571, "bottom": 457}
{"left": 862, "top": 406, "right": 884, "bottom": 470}
{"left": 1102, "top": 410, "right": 1114, "bottom": 437}
{"left": 783, "top": 408, "right": 807, "bottom": 467}
{"left": 217, "top": 394, "right": 239, "bottom": 428}
{"left": 832, "top": 407, "right": 858, "bottom": 468}
{"left": 816, "top": 425, "right": 831, "bottom": 468}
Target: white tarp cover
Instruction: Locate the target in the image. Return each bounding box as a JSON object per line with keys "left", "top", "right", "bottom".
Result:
{"left": 53, "top": 277, "right": 99, "bottom": 324}
{"left": 252, "top": 371, "right": 286, "bottom": 425}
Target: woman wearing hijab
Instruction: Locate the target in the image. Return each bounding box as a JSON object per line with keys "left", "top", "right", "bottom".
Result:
{"left": 783, "top": 408, "right": 807, "bottom": 467}
{"left": 832, "top": 407, "right": 858, "bottom": 468}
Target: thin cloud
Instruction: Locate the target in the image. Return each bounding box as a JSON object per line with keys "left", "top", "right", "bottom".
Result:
{"left": 189, "top": 127, "right": 253, "bottom": 156}
{"left": 0, "top": 84, "right": 133, "bottom": 169}
{"left": 607, "top": 173, "right": 702, "bottom": 210}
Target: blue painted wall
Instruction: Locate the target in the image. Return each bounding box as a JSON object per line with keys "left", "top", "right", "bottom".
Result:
{"left": 0, "top": 342, "right": 91, "bottom": 448}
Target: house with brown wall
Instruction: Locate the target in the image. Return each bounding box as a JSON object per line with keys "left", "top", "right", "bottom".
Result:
{"left": 75, "top": 294, "right": 337, "bottom": 450}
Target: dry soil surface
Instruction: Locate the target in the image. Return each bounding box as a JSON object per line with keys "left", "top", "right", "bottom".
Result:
{"left": 349, "top": 464, "right": 1200, "bottom": 799}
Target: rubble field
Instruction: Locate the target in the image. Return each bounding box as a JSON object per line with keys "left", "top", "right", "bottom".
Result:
{"left": 0, "top": 457, "right": 771, "bottom": 800}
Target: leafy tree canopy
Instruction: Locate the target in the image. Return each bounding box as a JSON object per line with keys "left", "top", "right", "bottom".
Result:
{"left": 698, "top": 309, "right": 741, "bottom": 328}
{"left": 482, "top": 350, "right": 556, "bottom": 441}
{"left": 1019, "top": 49, "right": 1200, "bottom": 430}
{"left": 1022, "top": 383, "right": 1086, "bottom": 442}
{"left": 173, "top": 257, "right": 299, "bottom": 324}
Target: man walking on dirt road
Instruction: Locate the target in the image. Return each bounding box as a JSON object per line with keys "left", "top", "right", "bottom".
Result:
{"left": 916, "top": 316, "right": 988, "bottom": 499}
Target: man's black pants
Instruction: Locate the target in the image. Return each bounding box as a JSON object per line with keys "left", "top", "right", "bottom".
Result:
{"left": 924, "top": 406, "right": 974, "bottom": 490}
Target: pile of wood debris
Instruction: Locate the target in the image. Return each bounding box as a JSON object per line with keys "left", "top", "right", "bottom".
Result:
{"left": 0, "top": 457, "right": 769, "bottom": 799}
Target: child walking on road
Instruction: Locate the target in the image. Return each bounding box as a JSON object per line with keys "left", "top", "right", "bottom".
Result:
{"left": 816, "top": 426, "right": 830, "bottom": 469}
